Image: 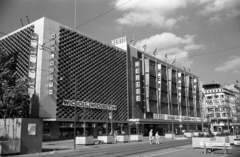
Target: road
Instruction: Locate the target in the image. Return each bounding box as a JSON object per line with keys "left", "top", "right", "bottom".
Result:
{"left": 11, "top": 137, "right": 240, "bottom": 157}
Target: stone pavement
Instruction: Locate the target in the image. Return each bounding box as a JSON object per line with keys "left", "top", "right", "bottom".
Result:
{"left": 10, "top": 136, "right": 187, "bottom": 157}
{"left": 136, "top": 145, "right": 240, "bottom": 157}
{"left": 10, "top": 136, "right": 240, "bottom": 157}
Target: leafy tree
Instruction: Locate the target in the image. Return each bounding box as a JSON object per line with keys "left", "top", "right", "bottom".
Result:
{"left": 234, "top": 95, "right": 240, "bottom": 123}
{"left": 0, "top": 49, "right": 30, "bottom": 138}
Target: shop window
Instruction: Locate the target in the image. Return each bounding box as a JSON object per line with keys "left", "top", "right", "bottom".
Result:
{"left": 43, "top": 128, "right": 50, "bottom": 135}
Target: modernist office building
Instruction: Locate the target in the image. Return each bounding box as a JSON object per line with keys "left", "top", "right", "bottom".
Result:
{"left": 0, "top": 17, "right": 205, "bottom": 139}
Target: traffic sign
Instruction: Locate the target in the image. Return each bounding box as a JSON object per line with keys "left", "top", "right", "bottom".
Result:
{"left": 109, "top": 112, "right": 112, "bottom": 119}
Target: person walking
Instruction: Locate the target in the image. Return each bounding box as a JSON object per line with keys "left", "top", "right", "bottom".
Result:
{"left": 155, "top": 131, "right": 160, "bottom": 144}
{"left": 113, "top": 130, "right": 118, "bottom": 143}
{"left": 149, "top": 129, "right": 153, "bottom": 144}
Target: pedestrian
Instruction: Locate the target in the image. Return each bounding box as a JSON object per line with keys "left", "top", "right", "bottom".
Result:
{"left": 149, "top": 129, "right": 153, "bottom": 144}
{"left": 114, "top": 130, "right": 118, "bottom": 143}
{"left": 155, "top": 131, "right": 160, "bottom": 144}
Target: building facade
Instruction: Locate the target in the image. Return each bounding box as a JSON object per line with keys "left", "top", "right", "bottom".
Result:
{"left": 0, "top": 17, "right": 205, "bottom": 139}
{"left": 202, "top": 83, "right": 240, "bottom": 134}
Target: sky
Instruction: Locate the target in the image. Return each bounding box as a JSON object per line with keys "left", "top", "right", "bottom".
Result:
{"left": 0, "top": 0, "right": 240, "bottom": 85}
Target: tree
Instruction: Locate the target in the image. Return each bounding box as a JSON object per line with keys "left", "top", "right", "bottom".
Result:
{"left": 0, "top": 49, "right": 30, "bottom": 138}
{"left": 234, "top": 95, "right": 240, "bottom": 123}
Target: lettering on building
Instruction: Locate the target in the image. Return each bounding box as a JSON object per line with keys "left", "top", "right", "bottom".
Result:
{"left": 135, "top": 61, "right": 141, "bottom": 102}
{"left": 49, "top": 33, "right": 57, "bottom": 95}
{"left": 28, "top": 33, "right": 38, "bottom": 94}
{"left": 62, "top": 99, "right": 117, "bottom": 110}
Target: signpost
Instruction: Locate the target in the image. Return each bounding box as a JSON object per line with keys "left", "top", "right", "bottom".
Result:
{"left": 109, "top": 101, "right": 113, "bottom": 134}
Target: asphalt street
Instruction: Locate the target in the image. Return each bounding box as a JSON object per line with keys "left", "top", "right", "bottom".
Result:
{"left": 10, "top": 137, "right": 240, "bottom": 157}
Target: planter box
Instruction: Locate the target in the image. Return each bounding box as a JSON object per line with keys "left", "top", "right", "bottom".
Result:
{"left": 192, "top": 137, "right": 212, "bottom": 148}
{"left": 193, "top": 132, "right": 199, "bottom": 137}
{"left": 116, "top": 135, "right": 129, "bottom": 143}
{"left": 76, "top": 136, "right": 94, "bottom": 145}
{"left": 184, "top": 132, "right": 193, "bottom": 138}
{"left": 97, "top": 136, "right": 113, "bottom": 144}
{"left": 215, "top": 136, "right": 229, "bottom": 143}
{"left": 234, "top": 138, "right": 240, "bottom": 145}
{"left": 229, "top": 135, "right": 237, "bottom": 144}
{"left": 0, "top": 140, "right": 20, "bottom": 155}
{"left": 130, "top": 135, "right": 143, "bottom": 142}
{"left": 165, "top": 133, "right": 175, "bottom": 139}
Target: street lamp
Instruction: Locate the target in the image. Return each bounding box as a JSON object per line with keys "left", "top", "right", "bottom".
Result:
{"left": 74, "top": 77, "right": 77, "bottom": 150}
{"left": 60, "top": 76, "right": 77, "bottom": 150}
{"left": 109, "top": 101, "right": 113, "bottom": 134}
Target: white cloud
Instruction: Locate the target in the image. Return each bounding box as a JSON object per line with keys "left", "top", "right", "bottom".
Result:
{"left": 233, "top": 69, "right": 240, "bottom": 74}
{"left": 199, "top": 0, "right": 240, "bottom": 17}
{"left": 113, "top": 0, "right": 189, "bottom": 29}
{"left": 209, "top": 15, "right": 221, "bottom": 25}
{"left": 214, "top": 56, "right": 240, "bottom": 73}
{"left": 134, "top": 33, "right": 202, "bottom": 68}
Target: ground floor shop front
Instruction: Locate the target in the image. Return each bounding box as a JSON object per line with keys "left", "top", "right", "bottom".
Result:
{"left": 43, "top": 119, "right": 207, "bottom": 140}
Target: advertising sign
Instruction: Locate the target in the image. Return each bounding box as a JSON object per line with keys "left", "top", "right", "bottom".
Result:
{"left": 111, "top": 36, "right": 127, "bottom": 50}
{"left": 145, "top": 59, "right": 150, "bottom": 112}
{"left": 177, "top": 72, "right": 182, "bottom": 114}
{"left": 49, "top": 33, "right": 57, "bottom": 95}
{"left": 135, "top": 61, "right": 141, "bottom": 102}
{"left": 62, "top": 99, "right": 117, "bottom": 110}
{"left": 28, "top": 33, "right": 38, "bottom": 94}
{"left": 157, "top": 64, "right": 161, "bottom": 113}
{"left": 28, "top": 123, "right": 36, "bottom": 135}
{"left": 167, "top": 68, "right": 172, "bottom": 110}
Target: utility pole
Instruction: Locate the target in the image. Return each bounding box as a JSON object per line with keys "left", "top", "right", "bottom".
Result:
{"left": 73, "top": 76, "right": 77, "bottom": 150}
{"left": 110, "top": 100, "right": 113, "bottom": 134}
{"left": 73, "top": 0, "right": 77, "bottom": 150}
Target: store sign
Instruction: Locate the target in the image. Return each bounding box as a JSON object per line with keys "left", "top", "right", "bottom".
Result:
{"left": 145, "top": 59, "right": 150, "bottom": 112}
{"left": 28, "top": 33, "right": 38, "bottom": 94}
{"left": 153, "top": 113, "right": 165, "bottom": 120}
{"left": 111, "top": 36, "right": 127, "bottom": 50}
{"left": 196, "top": 117, "right": 201, "bottom": 121}
{"left": 166, "top": 115, "right": 175, "bottom": 120}
{"left": 62, "top": 99, "right": 117, "bottom": 110}
{"left": 177, "top": 72, "right": 182, "bottom": 112}
{"left": 135, "top": 61, "right": 141, "bottom": 102}
{"left": 157, "top": 64, "right": 161, "bottom": 107}
{"left": 48, "top": 33, "right": 57, "bottom": 95}
{"left": 111, "top": 36, "right": 127, "bottom": 45}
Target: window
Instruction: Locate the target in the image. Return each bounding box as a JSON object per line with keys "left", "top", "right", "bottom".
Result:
{"left": 207, "top": 96, "right": 212, "bottom": 99}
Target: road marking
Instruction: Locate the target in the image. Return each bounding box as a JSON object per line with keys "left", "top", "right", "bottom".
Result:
{"left": 134, "top": 149, "right": 184, "bottom": 157}
{"left": 220, "top": 155, "right": 227, "bottom": 157}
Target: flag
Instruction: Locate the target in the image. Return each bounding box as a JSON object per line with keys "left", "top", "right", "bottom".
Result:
{"left": 164, "top": 53, "right": 167, "bottom": 61}
{"left": 183, "top": 66, "right": 186, "bottom": 71}
{"left": 153, "top": 48, "right": 157, "bottom": 56}
{"left": 130, "top": 39, "right": 134, "bottom": 46}
{"left": 172, "top": 58, "right": 176, "bottom": 66}
{"left": 143, "top": 44, "right": 146, "bottom": 51}
{"left": 237, "top": 80, "right": 239, "bottom": 83}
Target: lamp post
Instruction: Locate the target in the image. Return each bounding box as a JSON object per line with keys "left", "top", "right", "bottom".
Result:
{"left": 109, "top": 105, "right": 113, "bottom": 134}
{"left": 60, "top": 76, "right": 77, "bottom": 150}
{"left": 73, "top": 0, "right": 77, "bottom": 150}
{"left": 73, "top": 77, "right": 77, "bottom": 150}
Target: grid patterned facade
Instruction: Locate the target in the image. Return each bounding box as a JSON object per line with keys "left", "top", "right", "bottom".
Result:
{"left": 0, "top": 26, "right": 34, "bottom": 79}
{"left": 56, "top": 27, "right": 128, "bottom": 121}
{"left": 0, "top": 26, "right": 34, "bottom": 118}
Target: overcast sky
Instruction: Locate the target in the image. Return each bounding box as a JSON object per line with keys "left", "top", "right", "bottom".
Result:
{"left": 0, "top": 0, "right": 240, "bottom": 85}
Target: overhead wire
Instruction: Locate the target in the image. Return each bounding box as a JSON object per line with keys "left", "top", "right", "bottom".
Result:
{"left": 40, "top": 0, "right": 133, "bottom": 47}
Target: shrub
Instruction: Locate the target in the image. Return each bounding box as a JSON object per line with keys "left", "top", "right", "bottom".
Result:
{"left": 0, "top": 135, "right": 19, "bottom": 141}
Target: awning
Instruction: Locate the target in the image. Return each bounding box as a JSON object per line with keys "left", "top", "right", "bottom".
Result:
{"left": 128, "top": 118, "right": 205, "bottom": 125}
